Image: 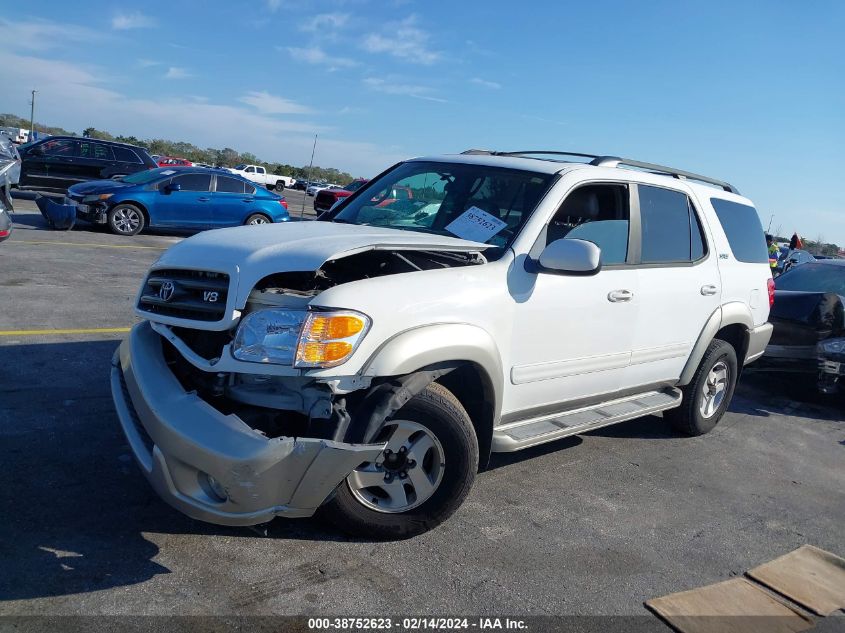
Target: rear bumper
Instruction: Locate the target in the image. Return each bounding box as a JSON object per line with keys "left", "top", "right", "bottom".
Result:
{"left": 110, "top": 322, "right": 384, "bottom": 526}
{"left": 744, "top": 323, "right": 774, "bottom": 365}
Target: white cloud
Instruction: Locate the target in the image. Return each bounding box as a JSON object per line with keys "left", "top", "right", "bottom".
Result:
{"left": 361, "top": 15, "right": 439, "bottom": 65}
{"left": 363, "top": 77, "right": 446, "bottom": 103}
{"left": 299, "top": 13, "right": 350, "bottom": 32}
{"left": 0, "top": 17, "right": 105, "bottom": 51}
{"left": 0, "top": 50, "right": 402, "bottom": 176}
{"left": 137, "top": 58, "right": 160, "bottom": 68}
{"left": 266, "top": 0, "right": 282, "bottom": 12}
{"left": 164, "top": 67, "right": 192, "bottom": 80}
{"left": 239, "top": 91, "right": 312, "bottom": 115}
{"left": 285, "top": 46, "right": 358, "bottom": 69}
{"left": 111, "top": 11, "right": 156, "bottom": 30}
{"left": 470, "top": 77, "right": 501, "bottom": 90}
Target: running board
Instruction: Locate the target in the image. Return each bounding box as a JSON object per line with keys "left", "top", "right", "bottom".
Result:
{"left": 492, "top": 388, "right": 683, "bottom": 452}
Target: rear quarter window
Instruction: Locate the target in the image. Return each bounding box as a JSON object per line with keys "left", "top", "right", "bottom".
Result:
{"left": 710, "top": 198, "right": 768, "bottom": 263}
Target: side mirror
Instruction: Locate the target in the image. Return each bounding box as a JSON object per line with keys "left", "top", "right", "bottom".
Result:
{"left": 165, "top": 182, "right": 182, "bottom": 194}
{"left": 536, "top": 238, "right": 601, "bottom": 275}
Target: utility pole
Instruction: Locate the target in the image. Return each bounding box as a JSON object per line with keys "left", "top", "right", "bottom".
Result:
{"left": 300, "top": 134, "right": 317, "bottom": 219}
{"left": 29, "top": 90, "right": 37, "bottom": 139}
{"left": 767, "top": 214, "right": 774, "bottom": 232}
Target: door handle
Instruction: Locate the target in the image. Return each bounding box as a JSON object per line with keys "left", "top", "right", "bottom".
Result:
{"left": 700, "top": 284, "right": 718, "bottom": 296}
{"left": 241, "top": 198, "right": 254, "bottom": 202}
{"left": 607, "top": 289, "right": 633, "bottom": 303}
{"left": 197, "top": 197, "right": 210, "bottom": 202}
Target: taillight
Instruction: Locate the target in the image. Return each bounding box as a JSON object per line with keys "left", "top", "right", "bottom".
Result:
{"left": 0, "top": 229, "right": 9, "bottom": 238}
{"left": 767, "top": 278, "right": 775, "bottom": 307}
{"left": 279, "top": 199, "right": 288, "bottom": 210}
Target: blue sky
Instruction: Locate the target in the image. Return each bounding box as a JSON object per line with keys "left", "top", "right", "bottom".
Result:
{"left": 0, "top": 1, "right": 843, "bottom": 243}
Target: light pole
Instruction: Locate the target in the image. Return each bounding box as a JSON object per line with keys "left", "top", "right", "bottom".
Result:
{"left": 767, "top": 214, "right": 774, "bottom": 233}
{"left": 29, "top": 89, "right": 37, "bottom": 139}
{"left": 300, "top": 134, "right": 317, "bottom": 219}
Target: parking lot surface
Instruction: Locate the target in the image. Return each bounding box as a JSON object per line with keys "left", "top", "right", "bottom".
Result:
{"left": 1, "top": 198, "right": 843, "bottom": 618}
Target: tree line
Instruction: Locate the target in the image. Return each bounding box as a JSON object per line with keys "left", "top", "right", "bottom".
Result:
{"left": 0, "top": 113, "right": 358, "bottom": 185}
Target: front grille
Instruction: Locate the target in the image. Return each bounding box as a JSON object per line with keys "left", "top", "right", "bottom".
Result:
{"left": 138, "top": 269, "right": 229, "bottom": 322}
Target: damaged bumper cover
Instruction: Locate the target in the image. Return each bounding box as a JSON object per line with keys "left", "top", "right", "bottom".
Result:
{"left": 110, "top": 322, "right": 385, "bottom": 526}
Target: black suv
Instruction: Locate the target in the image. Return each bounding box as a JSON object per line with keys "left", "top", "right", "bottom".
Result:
{"left": 17, "top": 136, "right": 157, "bottom": 191}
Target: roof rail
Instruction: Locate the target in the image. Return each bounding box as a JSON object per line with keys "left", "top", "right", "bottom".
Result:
{"left": 460, "top": 149, "right": 739, "bottom": 194}
{"left": 589, "top": 156, "right": 739, "bottom": 194}
{"left": 461, "top": 149, "right": 601, "bottom": 161}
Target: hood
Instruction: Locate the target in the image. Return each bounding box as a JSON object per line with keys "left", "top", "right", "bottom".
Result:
{"left": 769, "top": 290, "right": 845, "bottom": 346}
{"left": 152, "top": 220, "right": 490, "bottom": 307}
{"left": 68, "top": 179, "right": 134, "bottom": 196}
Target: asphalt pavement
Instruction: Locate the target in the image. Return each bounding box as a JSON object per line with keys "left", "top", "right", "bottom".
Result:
{"left": 0, "top": 198, "right": 843, "bottom": 621}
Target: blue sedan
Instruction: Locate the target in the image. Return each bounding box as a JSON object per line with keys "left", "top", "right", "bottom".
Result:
{"left": 66, "top": 167, "right": 290, "bottom": 236}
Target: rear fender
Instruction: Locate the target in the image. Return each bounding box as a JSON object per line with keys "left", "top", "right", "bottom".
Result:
{"left": 679, "top": 303, "right": 753, "bottom": 385}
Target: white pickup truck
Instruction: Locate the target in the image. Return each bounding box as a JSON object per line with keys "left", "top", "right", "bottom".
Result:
{"left": 227, "top": 164, "right": 294, "bottom": 191}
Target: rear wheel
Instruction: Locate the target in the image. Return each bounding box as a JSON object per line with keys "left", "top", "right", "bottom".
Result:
{"left": 107, "top": 203, "right": 145, "bottom": 236}
{"left": 244, "top": 213, "right": 271, "bottom": 225}
{"left": 665, "top": 339, "right": 738, "bottom": 436}
{"left": 322, "top": 382, "right": 478, "bottom": 539}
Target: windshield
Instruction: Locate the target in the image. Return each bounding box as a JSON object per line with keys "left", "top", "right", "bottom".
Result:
{"left": 776, "top": 263, "right": 845, "bottom": 294}
{"left": 326, "top": 161, "right": 554, "bottom": 256}
{"left": 345, "top": 180, "right": 366, "bottom": 192}
{"left": 120, "top": 168, "right": 174, "bottom": 184}
{"left": 233, "top": 164, "right": 247, "bottom": 170}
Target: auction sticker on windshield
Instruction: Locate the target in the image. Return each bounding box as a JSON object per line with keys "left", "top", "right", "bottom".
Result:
{"left": 445, "top": 206, "right": 507, "bottom": 243}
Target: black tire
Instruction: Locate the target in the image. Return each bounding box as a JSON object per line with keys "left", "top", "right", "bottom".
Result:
{"left": 107, "top": 203, "right": 145, "bottom": 236}
{"left": 244, "top": 213, "right": 271, "bottom": 225}
{"left": 321, "top": 382, "right": 478, "bottom": 539}
{"left": 275, "top": 181, "right": 285, "bottom": 191}
{"left": 665, "top": 339, "right": 738, "bottom": 436}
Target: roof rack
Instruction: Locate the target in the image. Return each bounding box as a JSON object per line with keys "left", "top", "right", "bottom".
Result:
{"left": 460, "top": 149, "right": 739, "bottom": 194}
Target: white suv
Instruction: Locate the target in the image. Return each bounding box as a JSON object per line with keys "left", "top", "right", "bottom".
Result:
{"left": 111, "top": 150, "right": 773, "bottom": 538}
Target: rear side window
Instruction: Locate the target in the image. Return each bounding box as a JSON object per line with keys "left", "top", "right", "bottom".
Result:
{"left": 639, "top": 185, "right": 706, "bottom": 263}
{"left": 216, "top": 176, "right": 245, "bottom": 193}
{"left": 710, "top": 198, "right": 768, "bottom": 263}
{"left": 113, "top": 146, "right": 142, "bottom": 163}
{"left": 93, "top": 144, "right": 114, "bottom": 161}
{"left": 171, "top": 173, "right": 212, "bottom": 192}
{"left": 40, "top": 139, "right": 76, "bottom": 156}
{"left": 244, "top": 182, "right": 256, "bottom": 195}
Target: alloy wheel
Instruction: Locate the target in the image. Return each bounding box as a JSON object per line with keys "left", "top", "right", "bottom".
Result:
{"left": 700, "top": 360, "right": 729, "bottom": 418}
{"left": 347, "top": 420, "right": 445, "bottom": 513}
{"left": 113, "top": 207, "right": 141, "bottom": 233}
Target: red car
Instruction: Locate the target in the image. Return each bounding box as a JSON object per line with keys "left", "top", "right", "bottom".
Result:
{"left": 313, "top": 178, "right": 369, "bottom": 213}
{"left": 156, "top": 156, "right": 193, "bottom": 168}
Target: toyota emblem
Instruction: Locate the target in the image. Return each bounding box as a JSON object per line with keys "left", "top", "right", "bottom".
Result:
{"left": 158, "top": 281, "right": 176, "bottom": 302}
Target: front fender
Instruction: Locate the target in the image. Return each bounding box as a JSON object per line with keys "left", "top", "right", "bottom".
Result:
{"left": 360, "top": 323, "right": 504, "bottom": 421}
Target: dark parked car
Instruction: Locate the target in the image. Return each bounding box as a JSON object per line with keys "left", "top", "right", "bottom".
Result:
{"left": 65, "top": 167, "right": 289, "bottom": 236}
{"left": 776, "top": 247, "right": 814, "bottom": 275}
{"left": 17, "top": 136, "right": 156, "bottom": 191}
{"left": 313, "top": 178, "right": 369, "bottom": 213}
{"left": 759, "top": 260, "right": 845, "bottom": 393}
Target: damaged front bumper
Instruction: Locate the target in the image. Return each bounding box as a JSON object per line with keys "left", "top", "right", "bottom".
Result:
{"left": 110, "top": 322, "right": 385, "bottom": 526}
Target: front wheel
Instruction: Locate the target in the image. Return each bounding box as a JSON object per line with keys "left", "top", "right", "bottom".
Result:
{"left": 275, "top": 181, "right": 286, "bottom": 191}
{"left": 107, "top": 203, "right": 145, "bottom": 236}
{"left": 321, "top": 382, "right": 478, "bottom": 539}
{"left": 665, "top": 339, "right": 738, "bottom": 436}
